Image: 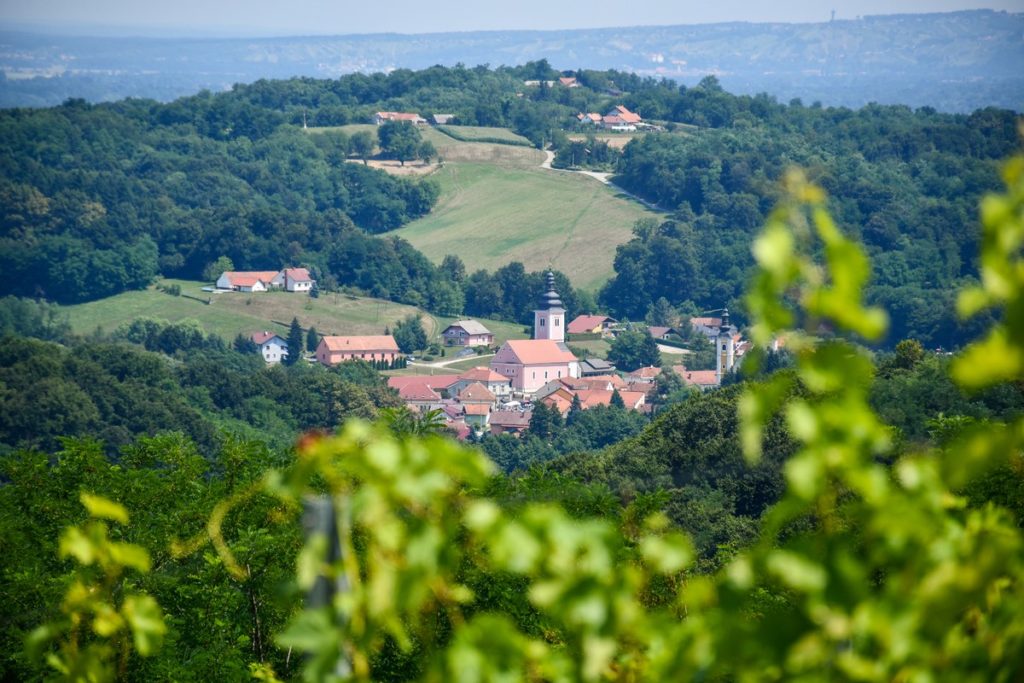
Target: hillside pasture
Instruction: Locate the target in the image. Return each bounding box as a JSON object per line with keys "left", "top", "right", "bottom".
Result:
{"left": 65, "top": 279, "right": 530, "bottom": 348}
{"left": 393, "top": 162, "right": 657, "bottom": 292}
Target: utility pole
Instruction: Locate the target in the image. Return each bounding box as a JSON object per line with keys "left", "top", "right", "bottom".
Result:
{"left": 302, "top": 495, "right": 352, "bottom": 677}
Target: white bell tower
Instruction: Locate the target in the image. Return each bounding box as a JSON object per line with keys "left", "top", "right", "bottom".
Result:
{"left": 533, "top": 271, "right": 565, "bottom": 342}
{"left": 715, "top": 307, "right": 736, "bottom": 384}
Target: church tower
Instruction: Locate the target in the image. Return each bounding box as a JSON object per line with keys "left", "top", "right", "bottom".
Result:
{"left": 715, "top": 307, "right": 736, "bottom": 383}
{"left": 533, "top": 271, "right": 565, "bottom": 342}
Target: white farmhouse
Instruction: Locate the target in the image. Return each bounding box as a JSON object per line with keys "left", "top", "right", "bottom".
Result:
{"left": 251, "top": 331, "right": 289, "bottom": 364}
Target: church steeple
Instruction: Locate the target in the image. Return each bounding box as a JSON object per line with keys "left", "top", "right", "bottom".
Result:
{"left": 533, "top": 271, "right": 565, "bottom": 342}
{"left": 716, "top": 306, "right": 735, "bottom": 383}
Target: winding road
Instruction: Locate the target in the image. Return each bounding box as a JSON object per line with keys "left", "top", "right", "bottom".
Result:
{"left": 540, "top": 150, "right": 665, "bottom": 213}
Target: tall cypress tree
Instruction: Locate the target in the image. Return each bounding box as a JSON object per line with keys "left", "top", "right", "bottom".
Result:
{"left": 284, "top": 317, "right": 303, "bottom": 366}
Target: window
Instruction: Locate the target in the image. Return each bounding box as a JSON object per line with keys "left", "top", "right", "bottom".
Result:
{"left": 555, "top": 318, "right": 560, "bottom": 326}
{"left": 544, "top": 371, "right": 548, "bottom": 379}
{"left": 540, "top": 319, "right": 546, "bottom": 326}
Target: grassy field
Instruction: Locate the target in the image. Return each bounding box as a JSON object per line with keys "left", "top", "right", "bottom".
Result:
{"left": 65, "top": 279, "right": 530, "bottom": 348}
{"left": 393, "top": 162, "right": 657, "bottom": 292}
{"left": 435, "top": 125, "right": 532, "bottom": 145}
{"left": 305, "top": 124, "right": 656, "bottom": 291}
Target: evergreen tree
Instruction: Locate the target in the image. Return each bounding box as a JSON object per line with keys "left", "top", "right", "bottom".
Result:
{"left": 284, "top": 318, "right": 303, "bottom": 366}
{"left": 233, "top": 333, "right": 257, "bottom": 354}
{"left": 610, "top": 388, "right": 625, "bottom": 409}
{"left": 567, "top": 393, "right": 583, "bottom": 425}
{"left": 306, "top": 326, "right": 319, "bottom": 353}
{"left": 528, "top": 401, "right": 563, "bottom": 439}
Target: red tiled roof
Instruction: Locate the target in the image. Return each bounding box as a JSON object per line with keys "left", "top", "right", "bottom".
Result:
{"left": 490, "top": 410, "right": 532, "bottom": 428}
{"left": 502, "top": 339, "right": 577, "bottom": 365}
{"left": 628, "top": 366, "right": 662, "bottom": 379}
{"left": 250, "top": 330, "right": 284, "bottom": 345}
{"left": 543, "top": 394, "right": 573, "bottom": 415}
{"left": 648, "top": 326, "right": 675, "bottom": 338}
{"left": 559, "top": 77, "right": 577, "bottom": 86}
{"left": 458, "top": 367, "right": 508, "bottom": 383}
{"left": 672, "top": 365, "right": 719, "bottom": 387}
{"left": 398, "top": 383, "right": 441, "bottom": 401}
{"left": 619, "top": 391, "right": 646, "bottom": 408}
{"left": 567, "top": 314, "right": 614, "bottom": 334}
{"left": 284, "top": 267, "right": 313, "bottom": 282}
{"left": 584, "top": 374, "right": 626, "bottom": 388}
{"left": 459, "top": 382, "right": 496, "bottom": 403}
{"left": 223, "top": 271, "right": 280, "bottom": 287}
{"left": 463, "top": 403, "right": 491, "bottom": 416}
{"left": 388, "top": 374, "right": 459, "bottom": 391}
{"left": 321, "top": 335, "right": 399, "bottom": 353}
{"left": 613, "top": 105, "right": 641, "bottom": 123}
{"left": 689, "top": 317, "right": 723, "bottom": 328}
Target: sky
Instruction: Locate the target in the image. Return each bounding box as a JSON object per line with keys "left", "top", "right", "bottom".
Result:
{"left": 1, "top": 0, "right": 1021, "bottom": 36}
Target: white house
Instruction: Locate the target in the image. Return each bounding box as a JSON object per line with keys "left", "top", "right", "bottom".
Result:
{"left": 251, "top": 331, "right": 288, "bottom": 364}
{"left": 276, "top": 267, "right": 315, "bottom": 292}
{"left": 442, "top": 320, "right": 494, "bottom": 347}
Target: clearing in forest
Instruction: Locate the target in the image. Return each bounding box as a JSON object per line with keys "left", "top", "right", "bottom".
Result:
{"left": 307, "top": 125, "right": 658, "bottom": 291}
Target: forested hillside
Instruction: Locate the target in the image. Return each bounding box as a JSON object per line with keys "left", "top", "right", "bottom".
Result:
{"left": 1, "top": 63, "right": 1018, "bottom": 348}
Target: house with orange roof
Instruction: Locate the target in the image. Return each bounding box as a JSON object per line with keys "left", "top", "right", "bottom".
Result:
{"left": 490, "top": 410, "right": 532, "bottom": 436}
{"left": 216, "top": 271, "right": 282, "bottom": 292}
{"left": 250, "top": 330, "right": 288, "bottom": 364}
{"left": 387, "top": 374, "right": 459, "bottom": 394}
{"left": 602, "top": 105, "right": 641, "bottom": 131}
{"left": 276, "top": 267, "right": 315, "bottom": 292}
{"left": 577, "top": 112, "right": 603, "bottom": 125}
{"left": 458, "top": 382, "right": 496, "bottom": 408}
{"left": 316, "top": 335, "right": 401, "bottom": 366}
{"left": 567, "top": 314, "right": 616, "bottom": 337}
{"left": 559, "top": 76, "right": 580, "bottom": 87}
{"left": 448, "top": 366, "right": 512, "bottom": 398}
{"left": 627, "top": 366, "right": 662, "bottom": 383}
{"left": 542, "top": 393, "right": 574, "bottom": 416}
{"left": 672, "top": 365, "right": 720, "bottom": 390}
{"left": 395, "top": 382, "right": 444, "bottom": 412}
{"left": 574, "top": 389, "right": 646, "bottom": 411}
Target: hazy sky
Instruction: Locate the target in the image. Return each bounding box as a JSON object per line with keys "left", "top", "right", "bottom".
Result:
{"left": 1, "top": 0, "right": 1021, "bottom": 36}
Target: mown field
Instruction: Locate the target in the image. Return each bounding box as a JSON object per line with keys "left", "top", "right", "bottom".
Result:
{"left": 394, "top": 161, "right": 657, "bottom": 292}
{"left": 307, "top": 125, "right": 656, "bottom": 291}
{"left": 64, "top": 279, "right": 528, "bottom": 346}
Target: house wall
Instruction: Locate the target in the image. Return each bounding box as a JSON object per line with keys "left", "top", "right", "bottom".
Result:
{"left": 260, "top": 340, "right": 288, "bottom": 363}
{"left": 216, "top": 273, "right": 233, "bottom": 289}
{"left": 533, "top": 310, "right": 565, "bottom": 342}
{"left": 316, "top": 345, "right": 399, "bottom": 366}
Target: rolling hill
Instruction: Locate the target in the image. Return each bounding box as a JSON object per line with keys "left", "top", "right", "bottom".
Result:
{"left": 309, "top": 125, "right": 659, "bottom": 292}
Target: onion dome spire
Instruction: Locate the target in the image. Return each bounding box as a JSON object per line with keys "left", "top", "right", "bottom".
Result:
{"left": 539, "top": 271, "right": 564, "bottom": 310}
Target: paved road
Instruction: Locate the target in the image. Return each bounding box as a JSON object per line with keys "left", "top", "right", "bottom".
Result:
{"left": 540, "top": 150, "right": 665, "bottom": 212}
{"left": 408, "top": 352, "right": 495, "bottom": 369}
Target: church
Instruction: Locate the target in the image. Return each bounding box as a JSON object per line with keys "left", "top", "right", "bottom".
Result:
{"left": 490, "top": 272, "right": 581, "bottom": 394}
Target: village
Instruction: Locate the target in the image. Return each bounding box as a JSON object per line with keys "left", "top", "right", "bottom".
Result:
{"left": 220, "top": 266, "right": 756, "bottom": 441}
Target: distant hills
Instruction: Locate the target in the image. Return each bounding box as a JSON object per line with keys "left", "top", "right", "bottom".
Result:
{"left": 1, "top": 10, "right": 1022, "bottom": 112}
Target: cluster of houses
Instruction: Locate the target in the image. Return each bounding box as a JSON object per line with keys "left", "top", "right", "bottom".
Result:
{"left": 240, "top": 267, "right": 749, "bottom": 441}
{"left": 576, "top": 105, "right": 644, "bottom": 131}
{"left": 216, "top": 268, "right": 316, "bottom": 293}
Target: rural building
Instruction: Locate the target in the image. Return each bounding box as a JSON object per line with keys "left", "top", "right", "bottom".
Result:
{"left": 490, "top": 272, "right": 579, "bottom": 394}
{"left": 276, "top": 267, "right": 315, "bottom": 292}
{"left": 394, "top": 382, "right": 444, "bottom": 413}
{"left": 672, "top": 365, "right": 720, "bottom": 390}
{"left": 374, "top": 111, "right": 427, "bottom": 125}
{"left": 559, "top": 77, "right": 580, "bottom": 87}
{"left": 647, "top": 326, "right": 680, "bottom": 340}
{"left": 627, "top": 366, "right": 662, "bottom": 383}
{"left": 216, "top": 268, "right": 316, "bottom": 293}
{"left": 567, "top": 314, "right": 616, "bottom": 337}
{"left": 602, "top": 105, "right": 642, "bottom": 131}
{"left": 250, "top": 331, "right": 288, "bottom": 364}
{"left": 432, "top": 114, "right": 455, "bottom": 125}
{"left": 387, "top": 374, "right": 459, "bottom": 397}
{"left": 316, "top": 335, "right": 401, "bottom": 366}
{"left": 490, "top": 410, "right": 532, "bottom": 436}
{"left": 442, "top": 320, "right": 494, "bottom": 347}
{"left": 577, "top": 112, "right": 603, "bottom": 125}
{"left": 216, "top": 271, "right": 281, "bottom": 292}
{"left": 448, "top": 367, "right": 511, "bottom": 398}
{"left": 688, "top": 316, "right": 724, "bottom": 339}
{"left": 579, "top": 358, "right": 617, "bottom": 376}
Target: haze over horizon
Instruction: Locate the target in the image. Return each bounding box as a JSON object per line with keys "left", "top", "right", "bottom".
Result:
{"left": 1, "top": 0, "right": 1021, "bottom": 37}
